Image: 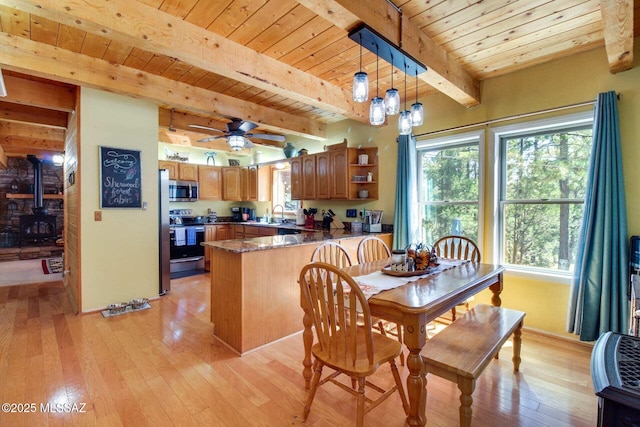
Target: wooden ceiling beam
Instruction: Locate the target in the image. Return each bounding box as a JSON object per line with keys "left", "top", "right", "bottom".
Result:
{"left": 2, "top": 0, "right": 368, "bottom": 123}
{"left": 297, "top": 0, "right": 481, "bottom": 107}
{"left": 0, "top": 100, "right": 68, "bottom": 128}
{"left": 0, "top": 135, "right": 64, "bottom": 152}
{"left": 0, "top": 32, "right": 327, "bottom": 141}
{"left": 1, "top": 75, "right": 76, "bottom": 112}
{"left": 600, "top": 0, "right": 634, "bottom": 73}
{"left": 0, "top": 121, "right": 65, "bottom": 141}
{"left": 0, "top": 143, "right": 6, "bottom": 169}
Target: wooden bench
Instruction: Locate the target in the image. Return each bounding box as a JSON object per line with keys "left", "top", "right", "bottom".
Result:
{"left": 421, "top": 303, "right": 526, "bottom": 427}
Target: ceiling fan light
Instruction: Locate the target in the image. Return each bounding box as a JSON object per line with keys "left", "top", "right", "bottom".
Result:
{"left": 411, "top": 102, "right": 424, "bottom": 126}
{"left": 228, "top": 135, "right": 245, "bottom": 151}
{"left": 352, "top": 72, "right": 369, "bottom": 103}
{"left": 369, "top": 97, "right": 385, "bottom": 126}
{"left": 384, "top": 88, "right": 400, "bottom": 115}
{"left": 398, "top": 110, "right": 413, "bottom": 135}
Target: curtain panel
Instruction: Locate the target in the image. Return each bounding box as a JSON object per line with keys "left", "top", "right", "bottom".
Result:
{"left": 393, "top": 135, "right": 419, "bottom": 251}
{"left": 567, "top": 91, "right": 628, "bottom": 341}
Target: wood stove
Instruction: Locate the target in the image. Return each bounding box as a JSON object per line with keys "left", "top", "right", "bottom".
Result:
{"left": 18, "top": 155, "right": 57, "bottom": 245}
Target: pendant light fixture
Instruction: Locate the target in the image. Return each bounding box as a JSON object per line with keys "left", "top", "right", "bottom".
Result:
{"left": 384, "top": 54, "right": 400, "bottom": 115}
{"left": 352, "top": 33, "right": 369, "bottom": 103}
{"left": 369, "top": 44, "right": 385, "bottom": 126}
{"left": 398, "top": 62, "right": 413, "bottom": 135}
{"left": 411, "top": 70, "right": 424, "bottom": 127}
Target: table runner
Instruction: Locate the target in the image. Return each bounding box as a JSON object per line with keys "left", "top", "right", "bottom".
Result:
{"left": 355, "top": 258, "right": 469, "bottom": 299}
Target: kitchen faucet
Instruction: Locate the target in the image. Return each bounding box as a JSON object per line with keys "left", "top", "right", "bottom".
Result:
{"left": 273, "top": 204, "right": 285, "bottom": 223}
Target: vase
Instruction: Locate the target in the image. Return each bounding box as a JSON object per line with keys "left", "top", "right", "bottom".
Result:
{"left": 283, "top": 142, "right": 296, "bottom": 158}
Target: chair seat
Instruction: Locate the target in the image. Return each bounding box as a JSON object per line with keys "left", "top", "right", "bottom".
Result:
{"left": 312, "top": 328, "right": 403, "bottom": 377}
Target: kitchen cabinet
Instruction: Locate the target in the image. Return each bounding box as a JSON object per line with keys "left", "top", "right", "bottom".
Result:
{"left": 316, "top": 152, "right": 330, "bottom": 199}
{"left": 198, "top": 165, "right": 223, "bottom": 201}
{"left": 204, "top": 224, "right": 232, "bottom": 271}
{"left": 330, "top": 149, "right": 349, "bottom": 199}
{"left": 290, "top": 157, "right": 303, "bottom": 200}
{"left": 158, "top": 161, "right": 198, "bottom": 181}
{"left": 302, "top": 155, "right": 316, "bottom": 200}
{"left": 256, "top": 165, "right": 271, "bottom": 202}
{"left": 158, "top": 161, "right": 178, "bottom": 180}
{"left": 222, "top": 167, "right": 242, "bottom": 201}
{"left": 179, "top": 163, "right": 198, "bottom": 181}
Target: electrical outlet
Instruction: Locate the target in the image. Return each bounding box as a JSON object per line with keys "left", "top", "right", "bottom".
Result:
{"left": 94, "top": 211, "right": 102, "bottom": 221}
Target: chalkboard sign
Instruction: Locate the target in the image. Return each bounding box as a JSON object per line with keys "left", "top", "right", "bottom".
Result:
{"left": 99, "top": 146, "right": 142, "bottom": 208}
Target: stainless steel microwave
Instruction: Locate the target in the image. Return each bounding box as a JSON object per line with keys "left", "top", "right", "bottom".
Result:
{"left": 169, "top": 180, "right": 198, "bottom": 202}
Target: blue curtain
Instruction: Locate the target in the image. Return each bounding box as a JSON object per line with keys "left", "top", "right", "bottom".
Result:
{"left": 393, "top": 134, "right": 419, "bottom": 251}
{"left": 567, "top": 91, "right": 628, "bottom": 341}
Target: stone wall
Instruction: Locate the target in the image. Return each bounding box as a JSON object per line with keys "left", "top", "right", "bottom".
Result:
{"left": 0, "top": 157, "right": 64, "bottom": 248}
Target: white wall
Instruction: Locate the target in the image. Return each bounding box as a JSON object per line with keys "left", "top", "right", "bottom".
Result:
{"left": 80, "top": 88, "right": 159, "bottom": 311}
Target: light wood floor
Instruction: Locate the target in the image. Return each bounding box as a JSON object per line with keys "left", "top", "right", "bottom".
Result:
{"left": 0, "top": 274, "right": 598, "bottom": 426}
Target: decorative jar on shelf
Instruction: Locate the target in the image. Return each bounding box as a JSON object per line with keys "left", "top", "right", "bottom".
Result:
{"left": 283, "top": 142, "right": 297, "bottom": 158}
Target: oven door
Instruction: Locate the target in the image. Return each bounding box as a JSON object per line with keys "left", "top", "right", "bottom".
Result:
{"left": 169, "top": 226, "right": 205, "bottom": 277}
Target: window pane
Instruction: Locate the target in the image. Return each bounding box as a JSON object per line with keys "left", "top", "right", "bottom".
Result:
{"left": 503, "top": 203, "right": 584, "bottom": 271}
{"left": 420, "top": 204, "right": 479, "bottom": 245}
{"left": 503, "top": 128, "right": 592, "bottom": 200}
{"left": 272, "top": 168, "right": 299, "bottom": 212}
{"left": 420, "top": 144, "right": 479, "bottom": 202}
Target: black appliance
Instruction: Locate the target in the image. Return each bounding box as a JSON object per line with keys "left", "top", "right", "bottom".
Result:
{"left": 231, "top": 207, "right": 243, "bottom": 222}
{"left": 169, "top": 209, "right": 205, "bottom": 278}
{"left": 169, "top": 180, "right": 198, "bottom": 202}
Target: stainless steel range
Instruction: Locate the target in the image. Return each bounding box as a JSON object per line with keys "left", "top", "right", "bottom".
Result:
{"left": 169, "top": 209, "right": 205, "bottom": 278}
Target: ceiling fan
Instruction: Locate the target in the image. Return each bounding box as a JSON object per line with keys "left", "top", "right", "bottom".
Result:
{"left": 190, "top": 118, "right": 286, "bottom": 151}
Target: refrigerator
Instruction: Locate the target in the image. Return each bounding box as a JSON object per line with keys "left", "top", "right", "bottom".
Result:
{"left": 159, "top": 169, "right": 171, "bottom": 295}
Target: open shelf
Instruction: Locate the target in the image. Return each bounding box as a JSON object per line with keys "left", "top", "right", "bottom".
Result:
{"left": 5, "top": 193, "right": 63, "bottom": 200}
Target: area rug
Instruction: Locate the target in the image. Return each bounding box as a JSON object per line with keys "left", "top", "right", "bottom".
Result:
{"left": 42, "top": 258, "right": 63, "bottom": 274}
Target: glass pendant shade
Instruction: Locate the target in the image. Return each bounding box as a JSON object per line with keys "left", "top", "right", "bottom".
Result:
{"left": 228, "top": 135, "right": 245, "bottom": 151}
{"left": 384, "top": 88, "right": 400, "bottom": 115}
{"left": 398, "top": 110, "right": 413, "bottom": 135}
{"left": 352, "top": 71, "right": 369, "bottom": 103}
{"left": 369, "top": 97, "right": 386, "bottom": 126}
{"left": 411, "top": 102, "right": 424, "bottom": 126}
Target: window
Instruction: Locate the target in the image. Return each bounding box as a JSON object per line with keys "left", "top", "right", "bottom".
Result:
{"left": 496, "top": 113, "right": 592, "bottom": 273}
{"left": 272, "top": 165, "right": 299, "bottom": 213}
{"left": 416, "top": 131, "right": 482, "bottom": 245}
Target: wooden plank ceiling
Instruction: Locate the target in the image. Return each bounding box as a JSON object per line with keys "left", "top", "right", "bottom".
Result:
{"left": 0, "top": 0, "right": 636, "bottom": 161}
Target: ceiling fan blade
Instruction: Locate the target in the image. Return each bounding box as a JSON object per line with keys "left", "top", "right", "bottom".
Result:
{"left": 244, "top": 138, "right": 255, "bottom": 149}
{"left": 246, "top": 133, "right": 286, "bottom": 142}
{"left": 197, "top": 135, "right": 227, "bottom": 142}
{"left": 189, "top": 124, "right": 226, "bottom": 133}
{"left": 238, "top": 120, "right": 258, "bottom": 133}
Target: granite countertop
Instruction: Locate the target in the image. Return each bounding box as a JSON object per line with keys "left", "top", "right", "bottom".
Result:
{"left": 204, "top": 221, "right": 314, "bottom": 232}
{"left": 202, "top": 230, "right": 392, "bottom": 253}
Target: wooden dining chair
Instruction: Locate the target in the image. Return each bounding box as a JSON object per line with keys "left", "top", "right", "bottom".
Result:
{"left": 299, "top": 262, "right": 409, "bottom": 427}
{"left": 356, "top": 236, "right": 405, "bottom": 365}
{"left": 432, "top": 235, "right": 482, "bottom": 321}
{"left": 311, "top": 242, "right": 353, "bottom": 268}
{"left": 357, "top": 236, "right": 392, "bottom": 265}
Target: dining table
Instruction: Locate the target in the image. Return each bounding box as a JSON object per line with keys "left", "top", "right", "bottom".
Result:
{"left": 300, "top": 259, "right": 505, "bottom": 427}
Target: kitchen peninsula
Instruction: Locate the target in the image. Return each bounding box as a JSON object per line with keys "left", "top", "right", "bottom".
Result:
{"left": 203, "top": 231, "right": 392, "bottom": 355}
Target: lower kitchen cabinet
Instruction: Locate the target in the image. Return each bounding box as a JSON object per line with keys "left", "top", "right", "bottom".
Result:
{"left": 204, "top": 224, "right": 232, "bottom": 271}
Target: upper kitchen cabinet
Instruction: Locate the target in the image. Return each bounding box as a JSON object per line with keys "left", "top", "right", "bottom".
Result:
{"left": 222, "top": 167, "right": 242, "bottom": 201}
{"left": 199, "top": 165, "right": 223, "bottom": 201}
{"left": 330, "top": 149, "right": 349, "bottom": 199}
{"left": 302, "top": 155, "right": 316, "bottom": 200}
{"left": 256, "top": 165, "right": 272, "bottom": 202}
{"left": 290, "top": 157, "right": 303, "bottom": 200}
{"left": 158, "top": 160, "right": 198, "bottom": 181}
{"left": 316, "top": 152, "right": 330, "bottom": 199}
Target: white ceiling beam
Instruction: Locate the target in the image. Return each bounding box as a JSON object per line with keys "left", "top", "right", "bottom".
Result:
{"left": 297, "top": 0, "right": 481, "bottom": 107}
{"left": 1, "top": 0, "right": 368, "bottom": 123}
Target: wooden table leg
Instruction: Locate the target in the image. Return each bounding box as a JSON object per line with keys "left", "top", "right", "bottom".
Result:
{"left": 404, "top": 315, "right": 428, "bottom": 427}
{"left": 489, "top": 273, "right": 503, "bottom": 307}
{"left": 302, "top": 308, "right": 313, "bottom": 390}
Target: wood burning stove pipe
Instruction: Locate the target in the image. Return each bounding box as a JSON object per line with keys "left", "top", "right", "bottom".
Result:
{"left": 26, "top": 155, "right": 46, "bottom": 214}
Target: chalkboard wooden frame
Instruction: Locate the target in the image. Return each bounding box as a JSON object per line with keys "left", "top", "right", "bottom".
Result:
{"left": 99, "top": 146, "right": 143, "bottom": 209}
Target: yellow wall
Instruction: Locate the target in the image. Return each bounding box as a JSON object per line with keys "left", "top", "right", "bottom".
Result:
{"left": 328, "top": 39, "right": 640, "bottom": 340}
{"left": 80, "top": 88, "right": 160, "bottom": 311}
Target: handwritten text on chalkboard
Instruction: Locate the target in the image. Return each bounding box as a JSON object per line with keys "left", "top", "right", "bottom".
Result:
{"left": 100, "top": 146, "right": 142, "bottom": 208}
